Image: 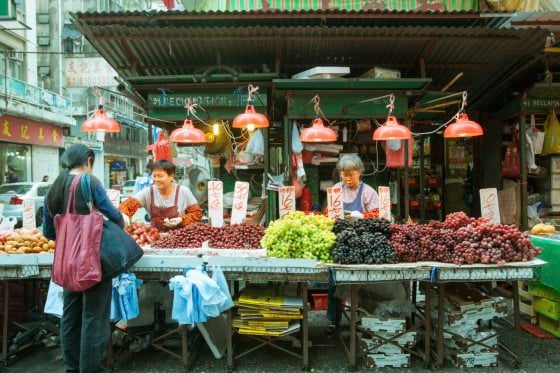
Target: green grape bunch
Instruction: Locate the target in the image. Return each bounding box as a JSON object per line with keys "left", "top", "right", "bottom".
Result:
{"left": 261, "top": 212, "right": 336, "bottom": 262}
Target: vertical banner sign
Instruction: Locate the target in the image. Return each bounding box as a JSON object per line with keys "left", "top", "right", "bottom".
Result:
{"left": 107, "top": 190, "right": 121, "bottom": 208}
{"left": 231, "top": 181, "right": 249, "bottom": 225}
{"left": 480, "top": 188, "right": 501, "bottom": 225}
{"left": 327, "top": 186, "right": 344, "bottom": 220}
{"left": 278, "top": 186, "right": 296, "bottom": 218}
{"left": 22, "top": 199, "right": 36, "bottom": 229}
{"left": 208, "top": 181, "right": 224, "bottom": 228}
{"left": 378, "top": 186, "right": 391, "bottom": 221}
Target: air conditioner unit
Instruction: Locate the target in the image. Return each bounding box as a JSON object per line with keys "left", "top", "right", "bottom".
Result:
{"left": 8, "top": 51, "right": 24, "bottom": 62}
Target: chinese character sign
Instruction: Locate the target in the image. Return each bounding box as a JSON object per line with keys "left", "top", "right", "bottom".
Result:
{"left": 231, "top": 181, "right": 249, "bottom": 225}
{"left": 22, "top": 199, "right": 36, "bottom": 229}
{"left": 278, "top": 186, "right": 295, "bottom": 218}
{"left": 0, "top": 115, "right": 64, "bottom": 147}
{"left": 65, "top": 58, "right": 118, "bottom": 87}
{"left": 327, "top": 186, "right": 344, "bottom": 220}
{"left": 378, "top": 186, "right": 391, "bottom": 221}
{"left": 479, "top": 188, "right": 501, "bottom": 225}
{"left": 208, "top": 181, "right": 224, "bottom": 228}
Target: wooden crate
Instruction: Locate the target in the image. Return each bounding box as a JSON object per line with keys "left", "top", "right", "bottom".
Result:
{"left": 519, "top": 281, "right": 538, "bottom": 325}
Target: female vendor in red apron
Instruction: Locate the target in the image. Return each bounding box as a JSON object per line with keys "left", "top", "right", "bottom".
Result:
{"left": 119, "top": 160, "right": 202, "bottom": 231}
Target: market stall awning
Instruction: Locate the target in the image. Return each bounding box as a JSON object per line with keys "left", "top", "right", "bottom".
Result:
{"left": 71, "top": 9, "right": 550, "bottom": 111}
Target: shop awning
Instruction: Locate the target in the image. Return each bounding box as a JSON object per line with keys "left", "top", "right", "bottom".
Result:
{"left": 71, "top": 9, "right": 550, "bottom": 111}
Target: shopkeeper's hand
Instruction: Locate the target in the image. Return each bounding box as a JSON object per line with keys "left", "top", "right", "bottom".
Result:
{"left": 122, "top": 213, "right": 131, "bottom": 229}
{"left": 163, "top": 217, "right": 183, "bottom": 228}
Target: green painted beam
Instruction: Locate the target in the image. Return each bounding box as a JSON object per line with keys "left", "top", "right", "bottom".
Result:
{"left": 285, "top": 92, "right": 408, "bottom": 118}
{"left": 273, "top": 78, "right": 431, "bottom": 91}
{"left": 128, "top": 73, "right": 277, "bottom": 84}
{"left": 147, "top": 107, "right": 266, "bottom": 121}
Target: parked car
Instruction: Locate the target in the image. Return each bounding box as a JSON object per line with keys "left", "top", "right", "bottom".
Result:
{"left": 120, "top": 179, "right": 136, "bottom": 202}
{"left": 0, "top": 182, "right": 50, "bottom": 228}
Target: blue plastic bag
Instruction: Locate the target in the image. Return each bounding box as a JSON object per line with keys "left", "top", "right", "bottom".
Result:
{"left": 212, "top": 266, "right": 234, "bottom": 313}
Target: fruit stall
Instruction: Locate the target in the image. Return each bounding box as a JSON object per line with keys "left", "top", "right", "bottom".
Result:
{"left": 0, "top": 210, "right": 548, "bottom": 370}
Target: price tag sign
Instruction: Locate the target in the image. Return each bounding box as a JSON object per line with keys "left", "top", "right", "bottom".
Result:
{"left": 327, "top": 186, "right": 344, "bottom": 220}
{"left": 231, "top": 181, "right": 249, "bottom": 225}
{"left": 278, "top": 186, "right": 296, "bottom": 218}
{"left": 378, "top": 186, "right": 391, "bottom": 221}
{"left": 480, "top": 188, "right": 500, "bottom": 224}
{"left": 208, "top": 181, "right": 224, "bottom": 228}
{"left": 107, "top": 189, "right": 121, "bottom": 208}
{"left": 22, "top": 199, "right": 36, "bottom": 229}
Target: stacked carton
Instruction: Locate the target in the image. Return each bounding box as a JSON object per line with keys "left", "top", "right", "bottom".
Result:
{"left": 433, "top": 284, "right": 506, "bottom": 368}
{"left": 360, "top": 316, "right": 417, "bottom": 368}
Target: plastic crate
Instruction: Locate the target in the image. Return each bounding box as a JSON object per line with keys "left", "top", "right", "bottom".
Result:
{"left": 539, "top": 315, "right": 560, "bottom": 338}
{"left": 529, "top": 282, "right": 560, "bottom": 302}
{"left": 312, "top": 293, "right": 328, "bottom": 311}
{"left": 534, "top": 297, "right": 560, "bottom": 321}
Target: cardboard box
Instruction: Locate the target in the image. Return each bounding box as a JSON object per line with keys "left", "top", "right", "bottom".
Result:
{"left": 445, "top": 331, "right": 498, "bottom": 354}
{"left": 447, "top": 350, "right": 499, "bottom": 368}
{"left": 360, "top": 338, "right": 402, "bottom": 355}
{"left": 370, "top": 331, "right": 418, "bottom": 347}
{"left": 361, "top": 66, "right": 401, "bottom": 79}
{"left": 366, "top": 353, "right": 411, "bottom": 368}
{"left": 361, "top": 317, "right": 406, "bottom": 333}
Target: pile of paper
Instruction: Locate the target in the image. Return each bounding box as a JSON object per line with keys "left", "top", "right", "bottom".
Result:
{"left": 233, "top": 284, "right": 303, "bottom": 337}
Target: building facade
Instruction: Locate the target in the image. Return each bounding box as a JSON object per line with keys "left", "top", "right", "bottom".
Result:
{"left": 0, "top": 0, "right": 74, "bottom": 184}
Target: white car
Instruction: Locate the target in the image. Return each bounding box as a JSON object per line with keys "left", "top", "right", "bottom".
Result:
{"left": 120, "top": 179, "right": 136, "bottom": 202}
{"left": 0, "top": 182, "right": 51, "bottom": 228}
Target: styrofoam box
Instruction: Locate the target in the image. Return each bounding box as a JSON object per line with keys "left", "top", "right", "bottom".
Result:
{"left": 552, "top": 190, "right": 560, "bottom": 205}
{"left": 361, "top": 317, "right": 406, "bottom": 333}
{"left": 445, "top": 331, "right": 498, "bottom": 354}
{"left": 366, "top": 353, "right": 411, "bottom": 368}
{"left": 448, "top": 350, "right": 499, "bottom": 368}
{"left": 551, "top": 157, "right": 560, "bottom": 172}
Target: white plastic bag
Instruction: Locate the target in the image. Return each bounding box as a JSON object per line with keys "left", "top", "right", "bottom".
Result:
{"left": 246, "top": 129, "right": 265, "bottom": 156}
{"left": 292, "top": 123, "right": 304, "bottom": 153}
{"left": 211, "top": 266, "right": 234, "bottom": 313}
{"left": 0, "top": 215, "right": 17, "bottom": 234}
{"left": 44, "top": 280, "right": 64, "bottom": 318}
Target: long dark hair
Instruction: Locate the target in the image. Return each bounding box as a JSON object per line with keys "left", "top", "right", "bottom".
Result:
{"left": 47, "top": 144, "right": 95, "bottom": 215}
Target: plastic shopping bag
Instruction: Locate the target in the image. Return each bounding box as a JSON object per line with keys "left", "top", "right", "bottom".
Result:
{"left": 542, "top": 111, "right": 560, "bottom": 155}
{"left": 292, "top": 123, "right": 304, "bottom": 153}
{"left": 44, "top": 280, "right": 64, "bottom": 318}
{"left": 211, "top": 266, "right": 234, "bottom": 313}
{"left": 246, "top": 129, "right": 265, "bottom": 156}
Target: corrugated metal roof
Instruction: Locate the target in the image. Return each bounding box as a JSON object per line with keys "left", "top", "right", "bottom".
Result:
{"left": 71, "top": 10, "right": 549, "bottom": 109}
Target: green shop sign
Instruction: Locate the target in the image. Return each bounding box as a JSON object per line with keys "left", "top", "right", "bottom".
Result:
{"left": 148, "top": 92, "right": 267, "bottom": 108}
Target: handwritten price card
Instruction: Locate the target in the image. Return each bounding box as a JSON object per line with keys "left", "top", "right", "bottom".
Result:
{"left": 479, "top": 188, "right": 500, "bottom": 224}
{"left": 231, "top": 181, "right": 249, "bottom": 225}
{"left": 327, "top": 186, "right": 344, "bottom": 220}
{"left": 107, "top": 189, "right": 121, "bottom": 208}
{"left": 378, "top": 186, "right": 391, "bottom": 221}
{"left": 208, "top": 181, "right": 224, "bottom": 227}
{"left": 22, "top": 199, "right": 36, "bottom": 229}
{"left": 278, "top": 186, "right": 296, "bottom": 218}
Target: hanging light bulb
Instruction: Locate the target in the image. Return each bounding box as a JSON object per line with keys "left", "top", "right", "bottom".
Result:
{"left": 372, "top": 94, "right": 412, "bottom": 141}
{"left": 443, "top": 113, "right": 484, "bottom": 138}
{"left": 81, "top": 105, "right": 121, "bottom": 133}
{"left": 300, "top": 118, "right": 337, "bottom": 143}
{"left": 232, "top": 85, "right": 269, "bottom": 130}
{"left": 169, "top": 119, "right": 207, "bottom": 146}
{"left": 213, "top": 123, "right": 220, "bottom": 136}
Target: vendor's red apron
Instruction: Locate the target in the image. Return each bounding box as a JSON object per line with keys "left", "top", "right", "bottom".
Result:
{"left": 150, "top": 185, "right": 180, "bottom": 231}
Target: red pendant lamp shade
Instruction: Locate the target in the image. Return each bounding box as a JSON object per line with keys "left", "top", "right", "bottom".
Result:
{"left": 169, "top": 119, "right": 207, "bottom": 145}
{"left": 444, "top": 113, "right": 484, "bottom": 138}
{"left": 372, "top": 116, "right": 411, "bottom": 141}
{"left": 300, "top": 118, "right": 337, "bottom": 143}
{"left": 232, "top": 105, "right": 269, "bottom": 130}
{"left": 81, "top": 105, "right": 121, "bottom": 133}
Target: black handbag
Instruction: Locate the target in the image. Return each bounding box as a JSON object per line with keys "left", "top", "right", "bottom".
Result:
{"left": 100, "top": 219, "right": 144, "bottom": 279}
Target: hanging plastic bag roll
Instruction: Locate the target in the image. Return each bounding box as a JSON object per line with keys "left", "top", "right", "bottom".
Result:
{"left": 211, "top": 266, "right": 234, "bottom": 313}
{"left": 542, "top": 111, "right": 560, "bottom": 155}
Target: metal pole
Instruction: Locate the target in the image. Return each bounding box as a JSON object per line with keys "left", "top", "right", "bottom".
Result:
{"left": 403, "top": 119, "right": 411, "bottom": 220}
{"left": 349, "top": 284, "right": 357, "bottom": 369}
{"left": 512, "top": 281, "right": 523, "bottom": 368}
{"left": 2, "top": 281, "right": 9, "bottom": 366}
{"left": 301, "top": 282, "right": 309, "bottom": 369}
{"left": 519, "top": 95, "right": 528, "bottom": 231}
{"left": 419, "top": 136, "right": 426, "bottom": 223}
{"left": 263, "top": 126, "right": 270, "bottom": 223}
